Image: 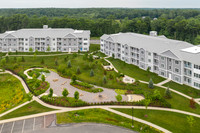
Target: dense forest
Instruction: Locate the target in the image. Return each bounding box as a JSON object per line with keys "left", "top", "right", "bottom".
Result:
{"left": 0, "top": 8, "right": 200, "bottom": 44}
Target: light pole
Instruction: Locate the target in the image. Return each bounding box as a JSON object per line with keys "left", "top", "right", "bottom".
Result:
{"left": 132, "top": 102, "right": 134, "bottom": 128}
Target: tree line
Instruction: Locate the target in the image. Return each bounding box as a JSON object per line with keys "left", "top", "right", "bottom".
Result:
{"left": 0, "top": 10, "right": 200, "bottom": 44}
{"left": 0, "top": 8, "right": 200, "bottom": 19}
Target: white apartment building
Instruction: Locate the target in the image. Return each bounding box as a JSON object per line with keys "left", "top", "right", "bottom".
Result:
{"left": 0, "top": 25, "right": 91, "bottom": 52}
{"left": 100, "top": 31, "right": 200, "bottom": 90}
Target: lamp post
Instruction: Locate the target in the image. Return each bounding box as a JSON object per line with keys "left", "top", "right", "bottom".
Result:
{"left": 132, "top": 102, "right": 134, "bottom": 128}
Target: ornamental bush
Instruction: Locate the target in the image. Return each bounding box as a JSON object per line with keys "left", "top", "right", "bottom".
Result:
{"left": 62, "top": 88, "right": 69, "bottom": 97}
{"left": 74, "top": 91, "right": 79, "bottom": 101}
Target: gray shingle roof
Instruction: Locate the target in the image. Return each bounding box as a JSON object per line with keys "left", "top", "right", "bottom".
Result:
{"left": 101, "top": 32, "right": 200, "bottom": 64}
{"left": 0, "top": 28, "right": 90, "bottom": 38}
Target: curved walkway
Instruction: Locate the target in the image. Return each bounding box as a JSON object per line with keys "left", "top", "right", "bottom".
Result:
{"left": 1, "top": 62, "right": 200, "bottom": 133}
{"left": 24, "top": 68, "right": 128, "bottom": 103}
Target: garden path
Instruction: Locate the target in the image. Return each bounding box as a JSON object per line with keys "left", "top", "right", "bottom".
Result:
{"left": 24, "top": 68, "right": 128, "bottom": 103}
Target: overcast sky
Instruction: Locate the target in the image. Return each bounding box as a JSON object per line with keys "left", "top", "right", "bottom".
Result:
{"left": 0, "top": 0, "right": 200, "bottom": 8}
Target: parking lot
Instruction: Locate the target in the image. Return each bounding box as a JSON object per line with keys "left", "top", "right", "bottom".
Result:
{"left": 0, "top": 114, "right": 55, "bottom": 133}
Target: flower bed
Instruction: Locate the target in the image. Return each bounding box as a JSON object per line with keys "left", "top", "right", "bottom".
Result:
{"left": 70, "top": 81, "right": 103, "bottom": 93}
{"left": 28, "top": 69, "right": 50, "bottom": 78}
{"left": 40, "top": 96, "right": 88, "bottom": 107}
{"left": 26, "top": 78, "right": 50, "bottom": 96}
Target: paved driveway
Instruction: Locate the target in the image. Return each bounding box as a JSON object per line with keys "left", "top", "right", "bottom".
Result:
{"left": 31, "top": 123, "right": 136, "bottom": 133}
{"left": 45, "top": 71, "right": 127, "bottom": 103}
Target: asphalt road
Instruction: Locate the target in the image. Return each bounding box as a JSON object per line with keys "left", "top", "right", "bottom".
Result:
{"left": 31, "top": 123, "right": 136, "bottom": 133}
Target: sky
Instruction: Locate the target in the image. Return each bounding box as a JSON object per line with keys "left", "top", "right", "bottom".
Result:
{"left": 0, "top": 0, "right": 200, "bottom": 8}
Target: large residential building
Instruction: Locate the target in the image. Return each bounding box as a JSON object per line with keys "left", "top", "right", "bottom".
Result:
{"left": 100, "top": 31, "right": 200, "bottom": 90}
{"left": 0, "top": 25, "right": 90, "bottom": 52}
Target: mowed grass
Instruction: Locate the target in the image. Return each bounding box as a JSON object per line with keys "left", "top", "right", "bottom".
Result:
{"left": 89, "top": 44, "right": 100, "bottom": 53}
{"left": 3, "top": 55, "right": 200, "bottom": 114}
{"left": 107, "top": 58, "right": 165, "bottom": 84}
{"left": 113, "top": 108, "right": 200, "bottom": 133}
{"left": 0, "top": 101, "right": 55, "bottom": 120}
{"left": 56, "top": 108, "right": 160, "bottom": 133}
{"left": 164, "top": 81, "right": 200, "bottom": 98}
{"left": 0, "top": 73, "right": 28, "bottom": 113}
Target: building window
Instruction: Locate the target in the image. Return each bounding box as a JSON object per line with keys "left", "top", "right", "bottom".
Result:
{"left": 148, "top": 59, "right": 151, "bottom": 63}
{"left": 161, "top": 64, "right": 165, "bottom": 68}
{"left": 161, "top": 72, "right": 165, "bottom": 76}
{"left": 148, "top": 52, "right": 151, "bottom": 56}
{"left": 175, "top": 60, "right": 179, "bottom": 65}
{"left": 175, "top": 68, "right": 179, "bottom": 73}
{"left": 161, "top": 57, "right": 164, "bottom": 60}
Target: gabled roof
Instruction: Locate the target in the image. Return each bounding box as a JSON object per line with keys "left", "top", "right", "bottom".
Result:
{"left": 0, "top": 28, "right": 90, "bottom": 39}
{"left": 101, "top": 32, "right": 193, "bottom": 61}
{"left": 106, "top": 37, "right": 114, "bottom": 42}
{"left": 160, "top": 50, "right": 179, "bottom": 59}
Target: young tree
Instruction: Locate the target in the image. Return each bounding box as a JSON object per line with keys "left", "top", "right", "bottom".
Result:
{"left": 187, "top": 115, "right": 195, "bottom": 128}
{"left": 190, "top": 98, "right": 196, "bottom": 109}
{"left": 165, "top": 87, "right": 172, "bottom": 98}
{"left": 62, "top": 88, "right": 69, "bottom": 97}
{"left": 64, "top": 55, "right": 68, "bottom": 62}
{"left": 112, "top": 53, "right": 115, "bottom": 58}
{"left": 74, "top": 91, "right": 79, "bottom": 101}
{"left": 90, "top": 69, "right": 94, "bottom": 77}
{"left": 103, "top": 76, "right": 107, "bottom": 84}
{"left": 148, "top": 78, "right": 154, "bottom": 89}
{"left": 21, "top": 56, "right": 25, "bottom": 62}
{"left": 144, "top": 99, "right": 151, "bottom": 115}
{"left": 115, "top": 94, "right": 122, "bottom": 102}
{"left": 67, "top": 60, "right": 71, "bottom": 68}
{"left": 77, "top": 66, "right": 81, "bottom": 74}
{"left": 71, "top": 74, "right": 77, "bottom": 83}
{"left": 41, "top": 74, "right": 45, "bottom": 82}
{"left": 47, "top": 46, "right": 51, "bottom": 52}
{"left": 29, "top": 47, "right": 33, "bottom": 52}
{"left": 48, "top": 88, "right": 53, "bottom": 98}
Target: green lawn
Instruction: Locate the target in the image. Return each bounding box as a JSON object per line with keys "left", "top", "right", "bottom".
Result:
{"left": 2, "top": 55, "right": 200, "bottom": 114}
{"left": 93, "top": 51, "right": 107, "bottom": 57}
{"left": 107, "top": 58, "right": 165, "bottom": 84}
{"left": 113, "top": 108, "right": 200, "bottom": 133}
{"left": 56, "top": 108, "right": 159, "bottom": 133}
{"left": 0, "top": 73, "right": 28, "bottom": 114}
{"left": 89, "top": 44, "right": 100, "bottom": 53}
{"left": 163, "top": 81, "right": 200, "bottom": 98}
{"left": 0, "top": 101, "right": 55, "bottom": 120}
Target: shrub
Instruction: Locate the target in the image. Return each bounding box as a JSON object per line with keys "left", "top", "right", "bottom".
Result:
{"left": 74, "top": 91, "right": 79, "bottom": 101}
{"left": 41, "top": 74, "right": 45, "bottom": 82}
{"left": 89, "top": 54, "right": 93, "bottom": 62}
{"left": 148, "top": 78, "right": 154, "bottom": 89}
{"left": 152, "top": 90, "right": 162, "bottom": 100}
{"left": 115, "top": 94, "right": 122, "bottom": 102}
{"left": 71, "top": 74, "right": 77, "bottom": 83}
{"left": 67, "top": 60, "right": 71, "bottom": 68}
{"left": 90, "top": 69, "right": 94, "bottom": 77}
{"left": 62, "top": 88, "right": 69, "bottom": 97}
{"left": 49, "top": 88, "right": 53, "bottom": 97}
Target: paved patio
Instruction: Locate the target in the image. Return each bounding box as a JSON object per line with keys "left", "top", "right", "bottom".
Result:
{"left": 44, "top": 71, "right": 128, "bottom": 103}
